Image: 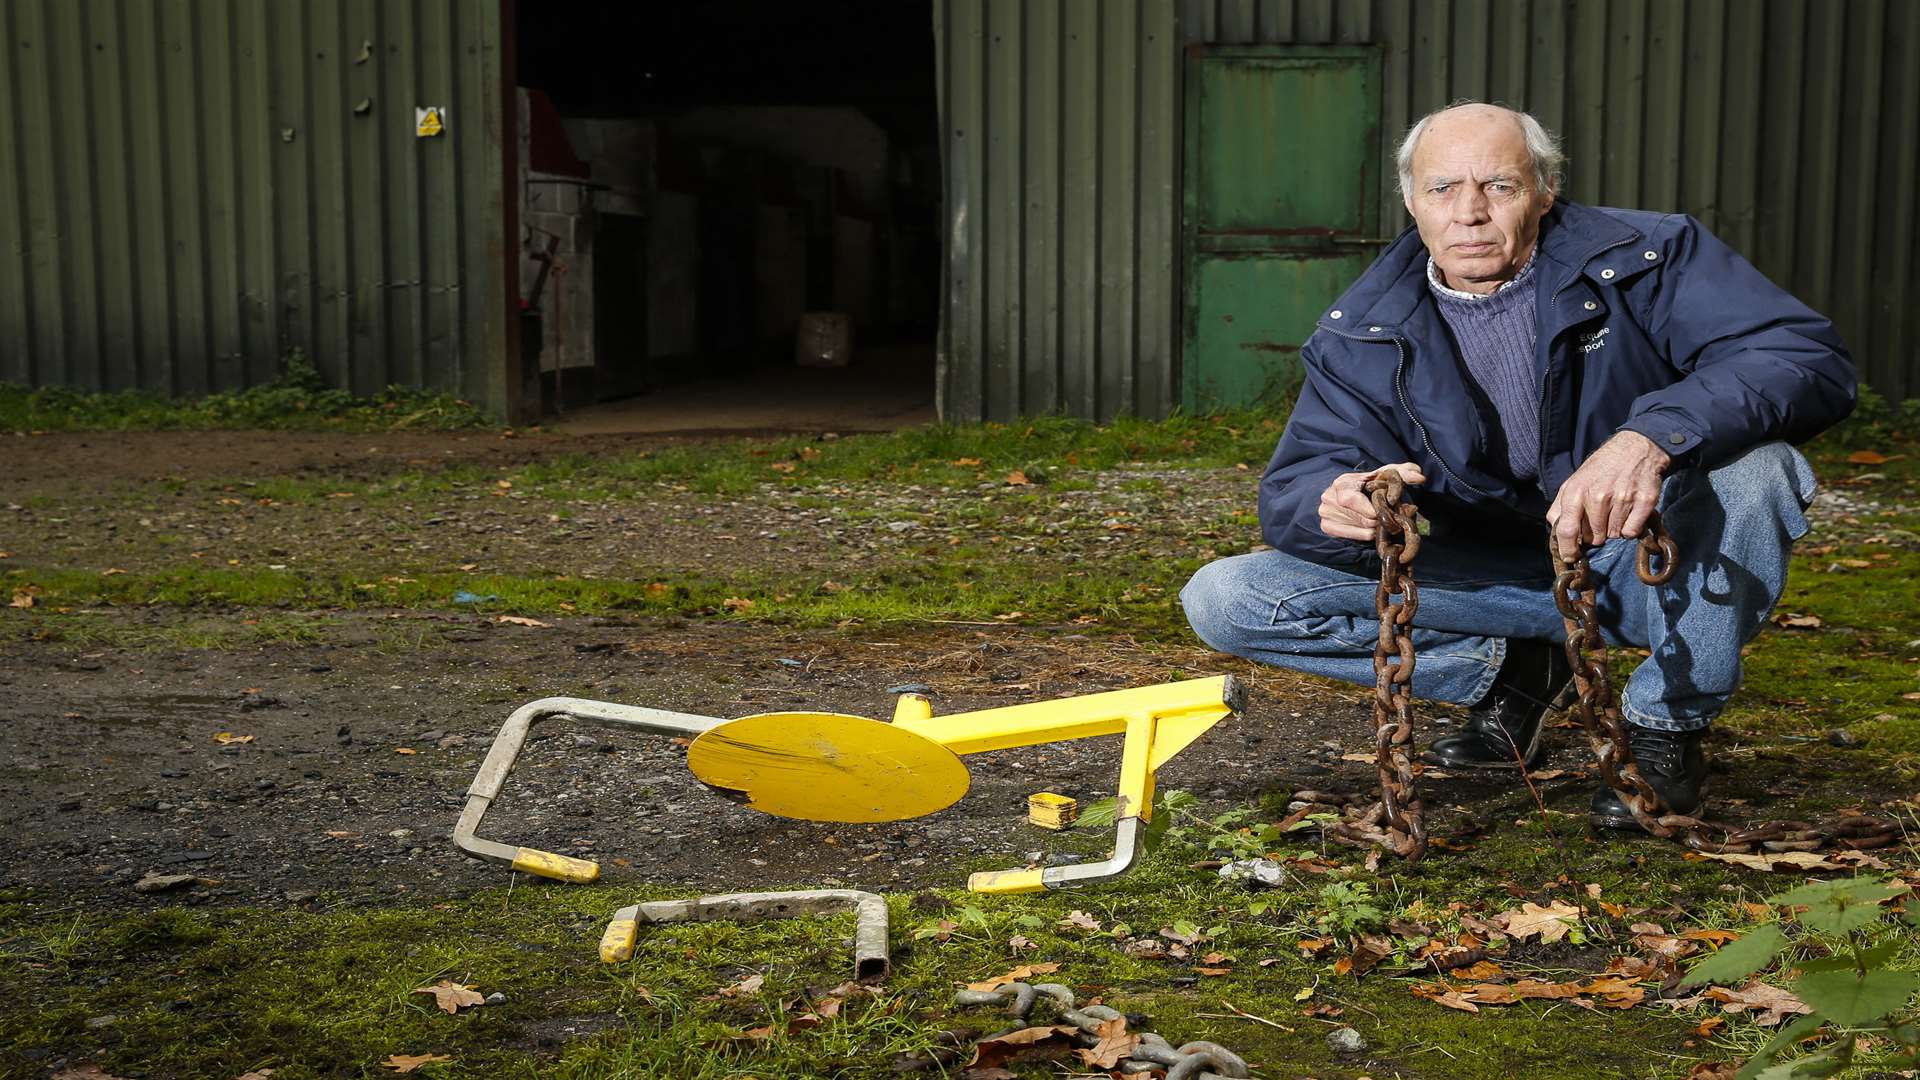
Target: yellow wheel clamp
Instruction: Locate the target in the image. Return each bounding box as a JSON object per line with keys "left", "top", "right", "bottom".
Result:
{"left": 453, "top": 675, "right": 1245, "bottom": 895}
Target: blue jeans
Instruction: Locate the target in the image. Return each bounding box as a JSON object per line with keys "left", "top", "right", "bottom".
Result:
{"left": 1181, "top": 443, "right": 1817, "bottom": 732}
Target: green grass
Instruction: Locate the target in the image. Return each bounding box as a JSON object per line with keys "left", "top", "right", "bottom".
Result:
{"left": 170, "top": 410, "right": 1288, "bottom": 506}
{"left": 0, "top": 352, "right": 491, "bottom": 433}
{"left": 2, "top": 552, "right": 1207, "bottom": 641}
{"left": 2, "top": 816, "right": 1818, "bottom": 1080}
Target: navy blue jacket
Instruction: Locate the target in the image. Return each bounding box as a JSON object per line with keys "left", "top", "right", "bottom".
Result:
{"left": 1258, "top": 199, "right": 1856, "bottom": 569}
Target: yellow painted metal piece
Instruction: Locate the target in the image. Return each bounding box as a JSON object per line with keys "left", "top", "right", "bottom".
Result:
{"left": 686, "top": 712, "right": 970, "bottom": 823}
{"left": 1027, "top": 792, "right": 1078, "bottom": 830}
{"left": 1114, "top": 714, "right": 1157, "bottom": 822}
{"left": 893, "top": 676, "right": 1236, "bottom": 757}
{"left": 891, "top": 693, "right": 933, "bottom": 723}
{"left": 968, "top": 866, "right": 1048, "bottom": 893}
{"left": 512, "top": 847, "right": 601, "bottom": 883}
{"left": 599, "top": 918, "right": 639, "bottom": 963}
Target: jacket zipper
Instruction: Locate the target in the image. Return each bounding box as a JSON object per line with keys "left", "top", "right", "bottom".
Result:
{"left": 1388, "top": 334, "right": 1497, "bottom": 501}
{"left": 1539, "top": 236, "right": 1633, "bottom": 490}
{"left": 1319, "top": 320, "right": 1500, "bottom": 504}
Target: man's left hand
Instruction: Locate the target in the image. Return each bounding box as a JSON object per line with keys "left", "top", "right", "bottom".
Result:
{"left": 1546, "top": 430, "right": 1671, "bottom": 560}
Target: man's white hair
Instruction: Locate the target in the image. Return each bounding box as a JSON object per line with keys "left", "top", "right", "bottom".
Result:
{"left": 1395, "top": 101, "right": 1566, "bottom": 198}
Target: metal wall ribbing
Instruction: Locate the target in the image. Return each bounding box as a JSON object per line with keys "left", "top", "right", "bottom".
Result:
{"left": 934, "top": 0, "right": 1181, "bottom": 423}
{"left": 938, "top": 0, "right": 1919, "bottom": 420}
{"left": 0, "top": 0, "right": 517, "bottom": 412}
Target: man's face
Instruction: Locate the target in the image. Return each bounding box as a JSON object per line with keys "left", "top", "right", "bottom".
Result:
{"left": 1403, "top": 107, "right": 1554, "bottom": 295}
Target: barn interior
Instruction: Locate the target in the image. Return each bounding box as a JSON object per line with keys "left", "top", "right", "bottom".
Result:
{"left": 514, "top": 0, "right": 941, "bottom": 431}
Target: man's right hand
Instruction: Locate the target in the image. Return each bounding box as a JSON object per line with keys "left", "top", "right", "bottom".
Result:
{"left": 1317, "top": 463, "right": 1427, "bottom": 541}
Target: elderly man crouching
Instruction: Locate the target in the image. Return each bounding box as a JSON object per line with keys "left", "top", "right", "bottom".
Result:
{"left": 1181, "top": 103, "right": 1854, "bottom": 829}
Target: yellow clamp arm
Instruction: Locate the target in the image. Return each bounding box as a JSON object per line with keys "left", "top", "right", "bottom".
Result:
{"left": 599, "top": 917, "right": 639, "bottom": 962}
{"left": 511, "top": 847, "right": 601, "bottom": 883}
{"left": 967, "top": 867, "right": 1047, "bottom": 894}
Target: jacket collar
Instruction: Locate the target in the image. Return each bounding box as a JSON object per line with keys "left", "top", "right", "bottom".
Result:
{"left": 1315, "top": 199, "right": 1642, "bottom": 338}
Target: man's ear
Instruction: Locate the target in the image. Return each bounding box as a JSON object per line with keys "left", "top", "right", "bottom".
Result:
{"left": 1536, "top": 189, "right": 1555, "bottom": 219}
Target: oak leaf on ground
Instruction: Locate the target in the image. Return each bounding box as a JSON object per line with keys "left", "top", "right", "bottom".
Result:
{"left": 1075, "top": 1016, "right": 1140, "bottom": 1068}
{"left": 1498, "top": 900, "right": 1582, "bottom": 943}
{"left": 965, "top": 962, "right": 1061, "bottom": 992}
{"left": 411, "top": 980, "right": 483, "bottom": 1014}
{"left": 1701, "top": 981, "right": 1814, "bottom": 1026}
{"left": 382, "top": 1055, "right": 451, "bottom": 1073}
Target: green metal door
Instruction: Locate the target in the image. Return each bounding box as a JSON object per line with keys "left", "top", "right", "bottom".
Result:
{"left": 1181, "top": 45, "right": 1383, "bottom": 412}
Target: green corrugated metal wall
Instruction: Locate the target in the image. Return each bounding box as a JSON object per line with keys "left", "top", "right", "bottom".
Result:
{"left": 937, "top": 0, "right": 1920, "bottom": 421}
{"left": 934, "top": 0, "right": 1181, "bottom": 423}
{"left": 0, "top": 0, "right": 517, "bottom": 414}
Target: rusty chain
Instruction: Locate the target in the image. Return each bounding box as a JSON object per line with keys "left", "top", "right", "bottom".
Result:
{"left": 954, "top": 981, "right": 1250, "bottom": 1079}
{"left": 1550, "top": 515, "right": 1901, "bottom": 854}
{"left": 1293, "top": 498, "right": 1901, "bottom": 861}
{"left": 1322, "top": 469, "right": 1428, "bottom": 861}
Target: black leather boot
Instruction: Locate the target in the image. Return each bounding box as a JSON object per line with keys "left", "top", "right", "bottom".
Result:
{"left": 1590, "top": 725, "right": 1709, "bottom": 830}
{"left": 1421, "top": 638, "right": 1571, "bottom": 770}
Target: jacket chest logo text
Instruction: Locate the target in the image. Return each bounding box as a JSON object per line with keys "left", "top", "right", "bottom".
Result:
{"left": 1579, "top": 327, "right": 1611, "bottom": 354}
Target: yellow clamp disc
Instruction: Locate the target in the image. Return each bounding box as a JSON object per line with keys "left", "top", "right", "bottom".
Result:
{"left": 687, "top": 712, "right": 970, "bottom": 823}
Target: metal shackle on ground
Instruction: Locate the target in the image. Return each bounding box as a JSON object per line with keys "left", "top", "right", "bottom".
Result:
{"left": 1299, "top": 481, "right": 1904, "bottom": 860}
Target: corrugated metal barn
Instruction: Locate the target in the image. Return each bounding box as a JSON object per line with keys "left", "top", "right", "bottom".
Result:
{"left": 0, "top": 0, "right": 518, "bottom": 412}
{"left": 1, "top": 1, "right": 1914, "bottom": 422}
{"left": 935, "top": 0, "right": 1920, "bottom": 420}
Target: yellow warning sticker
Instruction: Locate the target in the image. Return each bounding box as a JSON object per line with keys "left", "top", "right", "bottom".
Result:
{"left": 415, "top": 106, "right": 445, "bottom": 138}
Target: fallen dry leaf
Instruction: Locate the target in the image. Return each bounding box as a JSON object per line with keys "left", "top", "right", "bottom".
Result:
{"left": 1771, "top": 612, "right": 1823, "bottom": 629}
{"left": 412, "top": 979, "right": 484, "bottom": 1014}
{"left": 1059, "top": 910, "right": 1101, "bottom": 931}
{"left": 232, "top": 1070, "right": 277, "bottom": 1080}
{"left": 382, "top": 1054, "right": 451, "bottom": 1073}
{"left": 10, "top": 589, "right": 36, "bottom": 608}
{"left": 1704, "top": 980, "right": 1813, "bottom": 1026}
{"left": 951, "top": 457, "right": 982, "bottom": 466}
{"left": 50, "top": 1067, "right": 132, "bottom": 1080}
{"left": 965, "top": 962, "right": 1061, "bottom": 992}
{"left": 1411, "top": 982, "right": 1480, "bottom": 1013}
{"left": 1075, "top": 1016, "right": 1140, "bottom": 1068}
{"left": 967, "top": 1025, "right": 1078, "bottom": 1069}
{"left": 494, "top": 615, "right": 551, "bottom": 628}
{"left": 721, "top": 597, "right": 755, "bottom": 612}
{"left": 1680, "top": 929, "right": 1742, "bottom": 947}
{"left": 1688, "top": 849, "right": 1844, "bottom": 872}
{"left": 1337, "top": 934, "right": 1393, "bottom": 977}
{"left": 1607, "top": 956, "right": 1659, "bottom": 979}
{"left": 719, "top": 973, "right": 765, "bottom": 998}
{"left": 769, "top": 461, "right": 797, "bottom": 473}
{"left": 1194, "top": 966, "right": 1233, "bottom": 976}
{"left": 1453, "top": 960, "right": 1506, "bottom": 981}
{"left": 1846, "top": 450, "right": 1895, "bottom": 465}
{"left": 394, "top": 747, "right": 418, "bottom": 755}
{"left": 212, "top": 732, "right": 255, "bottom": 745}
{"left": 101, "top": 567, "right": 127, "bottom": 576}
{"left": 1004, "top": 470, "right": 1032, "bottom": 486}
{"left": 1498, "top": 900, "right": 1583, "bottom": 944}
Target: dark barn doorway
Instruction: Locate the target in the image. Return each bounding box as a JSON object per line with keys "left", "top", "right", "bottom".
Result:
{"left": 515, "top": 1, "right": 941, "bottom": 432}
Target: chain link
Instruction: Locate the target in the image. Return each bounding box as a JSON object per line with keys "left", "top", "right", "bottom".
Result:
{"left": 1322, "top": 469, "right": 1429, "bottom": 861}
{"left": 1294, "top": 499, "right": 1902, "bottom": 860}
{"left": 1551, "top": 516, "right": 1902, "bottom": 854}
{"left": 954, "top": 982, "right": 1251, "bottom": 1079}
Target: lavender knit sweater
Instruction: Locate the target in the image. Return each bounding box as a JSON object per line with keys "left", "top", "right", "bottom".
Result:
{"left": 1427, "top": 254, "right": 1541, "bottom": 482}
